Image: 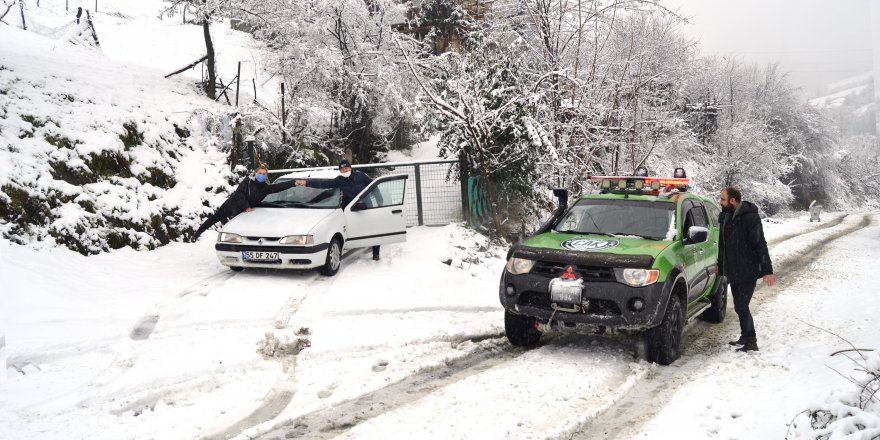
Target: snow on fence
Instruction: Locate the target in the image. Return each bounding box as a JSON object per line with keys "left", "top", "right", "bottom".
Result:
{"left": 269, "top": 159, "right": 464, "bottom": 227}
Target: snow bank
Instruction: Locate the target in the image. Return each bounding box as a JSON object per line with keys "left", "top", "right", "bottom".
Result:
{"left": 0, "top": 24, "right": 233, "bottom": 253}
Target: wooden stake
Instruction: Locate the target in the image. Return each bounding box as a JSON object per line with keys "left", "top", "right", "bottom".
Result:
{"left": 235, "top": 61, "right": 241, "bottom": 107}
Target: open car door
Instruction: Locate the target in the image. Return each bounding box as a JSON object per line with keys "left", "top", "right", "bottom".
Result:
{"left": 344, "top": 174, "right": 408, "bottom": 249}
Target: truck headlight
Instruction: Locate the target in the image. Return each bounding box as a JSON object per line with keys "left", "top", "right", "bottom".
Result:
{"left": 620, "top": 269, "right": 660, "bottom": 287}
{"left": 280, "top": 235, "right": 314, "bottom": 245}
{"left": 218, "top": 232, "right": 242, "bottom": 243}
{"left": 506, "top": 257, "right": 536, "bottom": 275}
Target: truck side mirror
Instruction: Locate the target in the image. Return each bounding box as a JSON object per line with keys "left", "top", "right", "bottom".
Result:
{"left": 687, "top": 226, "right": 709, "bottom": 244}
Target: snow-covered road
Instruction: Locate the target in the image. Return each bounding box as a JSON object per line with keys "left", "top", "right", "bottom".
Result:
{"left": 4, "top": 212, "right": 877, "bottom": 440}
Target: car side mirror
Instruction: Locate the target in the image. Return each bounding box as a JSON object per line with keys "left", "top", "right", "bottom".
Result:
{"left": 687, "top": 226, "right": 709, "bottom": 244}
{"left": 350, "top": 200, "right": 367, "bottom": 212}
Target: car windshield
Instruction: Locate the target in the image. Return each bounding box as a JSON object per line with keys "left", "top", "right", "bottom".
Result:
{"left": 553, "top": 199, "right": 676, "bottom": 240}
{"left": 259, "top": 179, "right": 341, "bottom": 209}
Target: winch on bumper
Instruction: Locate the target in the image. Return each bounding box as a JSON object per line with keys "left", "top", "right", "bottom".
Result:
{"left": 499, "top": 247, "right": 670, "bottom": 332}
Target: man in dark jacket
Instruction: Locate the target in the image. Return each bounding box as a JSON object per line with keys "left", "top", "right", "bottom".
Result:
{"left": 717, "top": 186, "right": 776, "bottom": 352}
{"left": 190, "top": 166, "right": 296, "bottom": 242}
{"left": 295, "top": 160, "right": 382, "bottom": 260}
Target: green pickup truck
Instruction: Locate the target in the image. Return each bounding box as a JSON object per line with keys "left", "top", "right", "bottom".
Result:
{"left": 499, "top": 170, "right": 727, "bottom": 365}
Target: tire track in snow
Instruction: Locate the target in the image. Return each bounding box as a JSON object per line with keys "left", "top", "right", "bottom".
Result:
{"left": 254, "top": 335, "right": 521, "bottom": 440}
{"left": 206, "top": 272, "right": 340, "bottom": 440}
{"left": 766, "top": 212, "right": 846, "bottom": 247}
{"left": 130, "top": 270, "right": 238, "bottom": 340}
{"left": 569, "top": 213, "right": 874, "bottom": 439}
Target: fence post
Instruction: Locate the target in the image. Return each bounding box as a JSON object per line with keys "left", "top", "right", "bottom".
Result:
{"left": 459, "top": 152, "right": 469, "bottom": 224}
{"left": 414, "top": 164, "right": 424, "bottom": 226}
{"left": 235, "top": 61, "right": 241, "bottom": 107}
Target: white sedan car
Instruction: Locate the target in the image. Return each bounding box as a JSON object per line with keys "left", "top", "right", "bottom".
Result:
{"left": 214, "top": 169, "right": 407, "bottom": 275}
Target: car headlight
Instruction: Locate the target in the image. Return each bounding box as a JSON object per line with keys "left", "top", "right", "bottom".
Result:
{"left": 506, "top": 257, "right": 536, "bottom": 275}
{"left": 218, "top": 232, "right": 242, "bottom": 243}
{"left": 280, "top": 235, "right": 314, "bottom": 245}
{"left": 620, "top": 268, "right": 660, "bottom": 287}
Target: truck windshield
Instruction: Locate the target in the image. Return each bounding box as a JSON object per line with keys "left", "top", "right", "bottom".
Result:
{"left": 553, "top": 199, "right": 676, "bottom": 240}
{"left": 260, "top": 179, "right": 341, "bottom": 209}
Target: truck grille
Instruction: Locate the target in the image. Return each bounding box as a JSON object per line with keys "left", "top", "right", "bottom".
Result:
{"left": 531, "top": 262, "right": 615, "bottom": 281}
{"left": 518, "top": 291, "right": 622, "bottom": 316}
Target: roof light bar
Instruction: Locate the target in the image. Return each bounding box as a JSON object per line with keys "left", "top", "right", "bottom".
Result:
{"left": 590, "top": 175, "right": 691, "bottom": 191}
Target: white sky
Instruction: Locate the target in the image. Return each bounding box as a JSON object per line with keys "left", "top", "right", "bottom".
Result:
{"left": 661, "top": 0, "right": 876, "bottom": 96}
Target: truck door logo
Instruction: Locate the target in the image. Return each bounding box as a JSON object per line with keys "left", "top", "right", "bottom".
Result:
{"left": 561, "top": 238, "right": 619, "bottom": 252}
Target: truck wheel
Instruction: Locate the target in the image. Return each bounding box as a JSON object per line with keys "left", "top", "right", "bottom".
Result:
{"left": 320, "top": 238, "right": 342, "bottom": 276}
{"left": 645, "top": 294, "right": 683, "bottom": 365}
{"left": 504, "top": 310, "right": 541, "bottom": 347}
{"left": 701, "top": 277, "right": 727, "bottom": 323}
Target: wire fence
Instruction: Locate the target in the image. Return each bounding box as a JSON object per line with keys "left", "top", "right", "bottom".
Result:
{"left": 270, "top": 159, "right": 464, "bottom": 227}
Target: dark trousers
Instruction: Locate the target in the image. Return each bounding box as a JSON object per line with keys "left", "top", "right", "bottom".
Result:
{"left": 372, "top": 245, "right": 380, "bottom": 257}
{"left": 730, "top": 280, "right": 757, "bottom": 339}
{"left": 194, "top": 209, "right": 232, "bottom": 237}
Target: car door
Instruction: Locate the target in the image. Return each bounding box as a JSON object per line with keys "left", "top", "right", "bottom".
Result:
{"left": 680, "top": 199, "right": 704, "bottom": 302}
{"left": 344, "top": 174, "right": 408, "bottom": 249}
{"left": 689, "top": 201, "right": 715, "bottom": 297}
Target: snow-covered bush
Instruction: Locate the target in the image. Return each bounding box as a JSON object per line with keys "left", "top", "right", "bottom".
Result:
{"left": 0, "top": 26, "right": 235, "bottom": 254}
{"left": 788, "top": 350, "right": 880, "bottom": 439}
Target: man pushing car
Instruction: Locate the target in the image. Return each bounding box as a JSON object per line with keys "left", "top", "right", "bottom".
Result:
{"left": 190, "top": 166, "right": 297, "bottom": 243}
{"left": 295, "top": 160, "right": 383, "bottom": 260}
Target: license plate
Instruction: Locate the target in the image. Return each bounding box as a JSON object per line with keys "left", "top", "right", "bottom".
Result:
{"left": 550, "top": 280, "right": 583, "bottom": 304}
{"left": 242, "top": 251, "right": 279, "bottom": 261}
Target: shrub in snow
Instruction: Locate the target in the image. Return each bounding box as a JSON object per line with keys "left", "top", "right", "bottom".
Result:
{"left": 788, "top": 350, "right": 880, "bottom": 439}
{"left": 0, "top": 27, "right": 237, "bottom": 254}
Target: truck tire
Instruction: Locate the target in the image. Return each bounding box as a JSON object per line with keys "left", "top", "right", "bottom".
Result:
{"left": 504, "top": 310, "right": 541, "bottom": 347}
{"left": 701, "top": 276, "right": 728, "bottom": 323}
{"left": 645, "top": 294, "right": 684, "bottom": 365}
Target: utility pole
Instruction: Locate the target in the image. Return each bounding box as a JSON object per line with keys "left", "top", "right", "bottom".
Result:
{"left": 280, "top": 82, "right": 287, "bottom": 144}
{"left": 872, "top": 0, "right": 880, "bottom": 145}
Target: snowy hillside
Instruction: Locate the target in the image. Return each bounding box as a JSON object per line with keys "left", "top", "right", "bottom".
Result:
{"left": 0, "top": 0, "right": 284, "bottom": 253}
{"left": 809, "top": 72, "right": 874, "bottom": 109}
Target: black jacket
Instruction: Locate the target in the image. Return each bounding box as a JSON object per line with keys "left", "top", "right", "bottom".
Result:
{"left": 306, "top": 171, "right": 373, "bottom": 207}
{"left": 219, "top": 177, "right": 296, "bottom": 216}
{"left": 718, "top": 201, "right": 774, "bottom": 284}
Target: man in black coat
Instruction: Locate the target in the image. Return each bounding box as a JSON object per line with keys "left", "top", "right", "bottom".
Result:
{"left": 190, "top": 166, "right": 296, "bottom": 242}
{"left": 295, "top": 160, "right": 382, "bottom": 260}
{"left": 717, "top": 186, "right": 776, "bottom": 352}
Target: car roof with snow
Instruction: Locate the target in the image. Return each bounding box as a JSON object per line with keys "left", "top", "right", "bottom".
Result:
{"left": 273, "top": 168, "right": 340, "bottom": 181}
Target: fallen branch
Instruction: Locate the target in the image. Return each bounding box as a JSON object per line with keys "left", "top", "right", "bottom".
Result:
{"left": 164, "top": 54, "right": 208, "bottom": 78}
{"left": 0, "top": 1, "right": 14, "bottom": 22}
{"left": 831, "top": 348, "right": 875, "bottom": 357}
{"left": 216, "top": 77, "right": 233, "bottom": 105}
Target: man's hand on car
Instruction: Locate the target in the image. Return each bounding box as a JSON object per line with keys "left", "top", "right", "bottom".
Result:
{"left": 763, "top": 274, "right": 776, "bottom": 287}
{"left": 245, "top": 208, "right": 253, "bottom": 212}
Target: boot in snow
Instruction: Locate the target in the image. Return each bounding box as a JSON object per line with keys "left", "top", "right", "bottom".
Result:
{"left": 728, "top": 336, "right": 746, "bottom": 346}
{"left": 735, "top": 339, "right": 758, "bottom": 352}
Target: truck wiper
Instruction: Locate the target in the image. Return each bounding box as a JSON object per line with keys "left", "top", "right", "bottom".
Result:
{"left": 556, "top": 229, "right": 616, "bottom": 237}
{"left": 610, "top": 232, "right": 663, "bottom": 241}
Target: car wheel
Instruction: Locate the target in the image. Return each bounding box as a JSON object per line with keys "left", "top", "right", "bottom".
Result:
{"left": 320, "top": 237, "right": 342, "bottom": 276}
{"left": 645, "top": 293, "right": 684, "bottom": 365}
{"left": 504, "top": 310, "right": 541, "bottom": 347}
{"left": 701, "top": 276, "right": 727, "bottom": 323}
{"left": 230, "top": 266, "right": 244, "bottom": 272}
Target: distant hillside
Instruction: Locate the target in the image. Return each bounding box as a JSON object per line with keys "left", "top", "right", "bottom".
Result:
{"left": 810, "top": 73, "right": 876, "bottom": 137}
{"left": 0, "top": 25, "right": 235, "bottom": 254}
